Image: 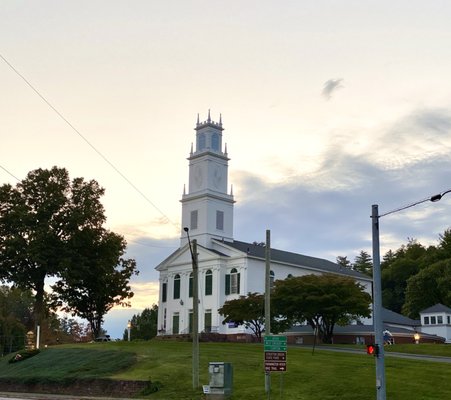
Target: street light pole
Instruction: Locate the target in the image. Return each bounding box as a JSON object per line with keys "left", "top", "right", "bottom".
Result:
{"left": 370, "top": 189, "right": 451, "bottom": 400}
{"left": 184, "top": 227, "right": 199, "bottom": 389}
{"left": 371, "top": 205, "right": 386, "bottom": 400}
{"left": 127, "top": 320, "right": 131, "bottom": 342}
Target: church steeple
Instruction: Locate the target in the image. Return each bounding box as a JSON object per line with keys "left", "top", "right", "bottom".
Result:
{"left": 180, "top": 112, "right": 235, "bottom": 248}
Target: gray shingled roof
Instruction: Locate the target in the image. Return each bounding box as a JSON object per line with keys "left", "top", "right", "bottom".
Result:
{"left": 222, "top": 239, "right": 371, "bottom": 280}
{"left": 420, "top": 303, "right": 451, "bottom": 314}
{"left": 381, "top": 307, "right": 420, "bottom": 326}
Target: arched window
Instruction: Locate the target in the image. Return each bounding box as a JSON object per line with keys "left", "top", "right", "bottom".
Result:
{"left": 225, "top": 268, "right": 240, "bottom": 295}
{"left": 173, "top": 274, "right": 181, "bottom": 299}
{"left": 205, "top": 270, "right": 213, "bottom": 296}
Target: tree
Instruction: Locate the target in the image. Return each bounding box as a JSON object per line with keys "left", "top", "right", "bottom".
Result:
{"left": 0, "top": 167, "right": 106, "bottom": 325}
{"left": 272, "top": 274, "right": 371, "bottom": 343}
{"left": 353, "top": 250, "right": 373, "bottom": 276}
{"left": 123, "top": 305, "right": 158, "bottom": 341}
{"left": 336, "top": 256, "right": 352, "bottom": 269}
{"left": 218, "top": 292, "right": 265, "bottom": 341}
{"left": 403, "top": 259, "right": 451, "bottom": 318}
{"left": 52, "top": 228, "right": 138, "bottom": 339}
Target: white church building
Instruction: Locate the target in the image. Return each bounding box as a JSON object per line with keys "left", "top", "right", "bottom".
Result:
{"left": 156, "top": 112, "right": 372, "bottom": 339}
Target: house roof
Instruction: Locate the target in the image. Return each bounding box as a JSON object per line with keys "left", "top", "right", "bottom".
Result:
{"left": 382, "top": 307, "right": 420, "bottom": 326}
{"left": 221, "top": 239, "right": 371, "bottom": 281}
{"left": 420, "top": 303, "right": 451, "bottom": 314}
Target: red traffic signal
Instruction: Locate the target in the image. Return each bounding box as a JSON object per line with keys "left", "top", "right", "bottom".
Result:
{"left": 366, "top": 344, "right": 379, "bottom": 356}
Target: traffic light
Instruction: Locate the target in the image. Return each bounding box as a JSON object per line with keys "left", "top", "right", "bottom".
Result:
{"left": 366, "top": 344, "right": 379, "bottom": 356}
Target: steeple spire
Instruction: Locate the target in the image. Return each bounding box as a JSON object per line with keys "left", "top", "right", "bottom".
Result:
{"left": 207, "top": 109, "right": 211, "bottom": 122}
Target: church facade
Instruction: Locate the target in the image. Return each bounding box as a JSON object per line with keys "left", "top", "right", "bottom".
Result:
{"left": 156, "top": 112, "right": 372, "bottom": 337}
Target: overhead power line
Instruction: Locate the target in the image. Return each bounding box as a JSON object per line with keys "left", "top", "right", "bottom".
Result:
{"left": 0, "top": 164, "right": 20, "bottom": 182}
{"left": 0, "top": 52, "right": 177, "bottom": 229}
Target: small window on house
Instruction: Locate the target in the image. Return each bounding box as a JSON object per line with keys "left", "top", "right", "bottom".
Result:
{"left": 424, "top": 316, "right": 429, "bottom": 325}
{"left": 189, "top": 272, "right": 193, "bottom": 298}
{"left": 225, "top": 268, "right": 240, "bottom": 295}
{"left": 431, "top": 316, "right": 436, "bottom": 324}
{"left": 191, "top": 210, "right": 198, "bottom": 230}
{"left": 162, "top": 282, "right": 167, "bottom": 303}
{"left": 437, "top": 316, "right": 443, "bottom": 324}
{"left": 216, "top": 210, "right": 224, "bottom": 230}
{"left": 448, "top": 316, "right": 450, "bottom": 324}
{"left": 173, "top": 274, "right": 181, "bottom": 299}
{"left": 205, "top": 270, "right": 213, "bottom": 296}
{"left": 270, "top": 270, "right": 275, "bottom": 289}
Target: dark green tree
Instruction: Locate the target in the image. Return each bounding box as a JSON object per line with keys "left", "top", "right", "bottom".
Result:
{"left": 336, "top": 256, "right": 352, "bottom": 269}
{"left": 272, "top": 274, "right": 371, "bottom": 343}
{"left": 123, "top": 305, "right": 158, "bottom": 341}
{"left": 353, "top": 250, "right": 373, "bottom": 276}
{"left": 403, "top": 259, "right": 451, "bottom": 318}
{"left": 52, "top": 228, "right": 138, "bottom": 339}
{"left": 0, "top": 167, "right": 106, "bottom": 325}
{"left": 218, "top": 292, "right": 289, "bottom": 341}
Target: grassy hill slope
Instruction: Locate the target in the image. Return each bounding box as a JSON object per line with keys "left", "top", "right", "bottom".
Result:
{"left": 1, "top": 341, "right": 450, "bottom": 399}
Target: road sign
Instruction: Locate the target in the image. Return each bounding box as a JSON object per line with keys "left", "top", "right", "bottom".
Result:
{"left": 264, "top": 335, "right": 287, "bottom": 351}
{"left": 264, "top": 336, "right": 287, "bottom": 371}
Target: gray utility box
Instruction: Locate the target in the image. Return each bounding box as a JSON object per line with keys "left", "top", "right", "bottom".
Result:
{"left": 207, "top": 362, "right": 233, "bottom": 398}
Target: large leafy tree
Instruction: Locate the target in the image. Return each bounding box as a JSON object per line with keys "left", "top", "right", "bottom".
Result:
{"left": 272, "top": 274, "right": 371, "bottom": 343}
{"left": 218, "top": 292, "right": 290, "bottom": 341}
{"left": 0, "top": 167, "right": 137, "bottom": 337}
{"left": 52, "top": 228, "right": 138, "bottom": 339}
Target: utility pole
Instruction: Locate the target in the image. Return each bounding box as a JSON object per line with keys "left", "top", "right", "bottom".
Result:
{"left": 264, "top": 229, "right": 271, "bottom": 394}
{"left": 192, "top": 239, "right": 199, "bottom": 389}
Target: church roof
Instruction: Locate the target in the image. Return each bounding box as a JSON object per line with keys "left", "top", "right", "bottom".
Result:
{"left": 220, "top": 239, "right": 372, "bottom": 281}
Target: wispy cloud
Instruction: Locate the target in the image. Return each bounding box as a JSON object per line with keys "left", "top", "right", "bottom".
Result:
{"left": 322, "top": 78, "right": 344, "bottom": 100}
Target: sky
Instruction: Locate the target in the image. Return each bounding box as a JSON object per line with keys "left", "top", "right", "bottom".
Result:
{"left": 2, "top": 1, "right": 451, "bottom": 338}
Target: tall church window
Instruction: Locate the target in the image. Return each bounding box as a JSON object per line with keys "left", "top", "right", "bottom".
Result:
{"left": 216, "top": 210, "right": 224, "bottom": 230}
{"left": 211, "top": 133, "right": 219, "bottom": 151}
{"left": 198, "top": 134, "right": 206, "bottom": 151}
{"left": 205, "top": 270, "right": 212, "bottom": 295}
{"left": 191, "top": 210, "right": 198, "bottom": 230}
{"left": 225, "top": 268, "right": 240, "bottom": 295}
{"left": 189, "top": 272, "right": 193, "bottom": 298}
{"left": 162, "top": 282, "right": 167, "bottom": 302}
{"left": 173, "top": 274, "right": 181, "bottom": 299}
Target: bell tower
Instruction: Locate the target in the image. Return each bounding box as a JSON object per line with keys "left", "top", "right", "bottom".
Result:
{"left": 180, "top": 111, "right": 235, "bottom": 248}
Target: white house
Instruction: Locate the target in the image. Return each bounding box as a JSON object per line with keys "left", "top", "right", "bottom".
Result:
{"left": 419, "top": 304, "right": 451, "bottom": 343}
{"left": 156, "top": 112, "right": 372, "bottom": 338}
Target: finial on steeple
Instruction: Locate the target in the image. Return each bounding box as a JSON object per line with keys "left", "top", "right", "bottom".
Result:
{"left": 197, "top": 113, "right": 200, "bottom": 125}
{"left": 207, "top": 109, "right": 211, "bottom": 122}
{"left": 219, "top": 113, "right": 222, "bottom": 125}
{"left": 224, "top": 143, "right": 228, "bottom": 156}
{"left": 183, "top": 184, "right": 186, "bottom": 196}
{"left": 230, "top": 184, "right": 234, "bottom": 196}
{"left": 190, "top": 142, "right": 193, "bottom": 155}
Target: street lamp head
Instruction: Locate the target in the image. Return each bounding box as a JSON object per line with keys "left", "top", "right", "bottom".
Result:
{"left": 183, "top": 227, "right": 189, "bottom": 232}
{"left": 431, "top": 190, "right": 451, "bottom": 203}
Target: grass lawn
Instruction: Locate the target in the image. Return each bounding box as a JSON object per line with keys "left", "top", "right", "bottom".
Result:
{"left": 1, "top": 341, "right": 450, "bottom": 399}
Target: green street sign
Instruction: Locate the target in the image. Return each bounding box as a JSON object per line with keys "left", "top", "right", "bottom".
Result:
{"left": 264, "top": 335, "right": 287, "bottom": 351}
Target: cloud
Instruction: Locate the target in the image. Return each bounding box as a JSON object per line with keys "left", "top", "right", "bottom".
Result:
{"left": 322, "top": 78, "right": 344, "bottom": 100}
